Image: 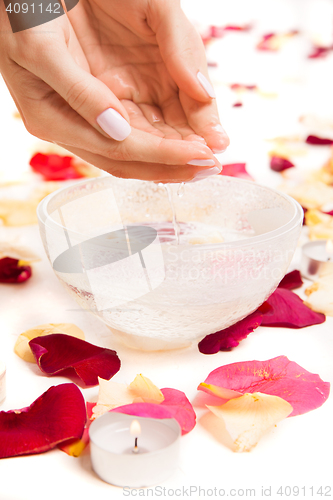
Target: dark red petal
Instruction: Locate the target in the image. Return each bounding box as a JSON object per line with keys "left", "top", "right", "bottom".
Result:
{"left": 306, "top": 135, "right": 333, "bottom": 145}
{"left": 220, "top": 163, "right": 254, "bottom": 180}
{"left": 198, "top": 311, "right": 263, "bottom": 354}
{"left": 278, "top": 270, "right": 303, "bottom": 290}
{"left": 270, "top": 155, "right": 295, "bottom": 172}
{"left": 0, "top": 258, "right": 32, "bottom": 284}
{"left": 112, "top": 390, "right": 196, "bottom": 436}
{"left": 0, "top": 384, "right": 86, "bottom": 458}
{"left": 258, "top": 288, "right": 325, "bottom": 328}
{"left": 233, "top": 102, "right": 243, "bottom": 107}
{"left": 199, "top": 356, "right": 330, "bottom": 416}
{"left": 322, "top": 210, "right": 333, "bottom": 216}
{"left": 29, "top": 334, "right": 121, "bottom": 386}
{"left": 29, "top": 153, "right": 83, "bottom": 181}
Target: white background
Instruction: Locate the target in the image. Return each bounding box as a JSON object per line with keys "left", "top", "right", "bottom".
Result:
{"left": 1, "top": 0, "right": 333, "bottom": 499}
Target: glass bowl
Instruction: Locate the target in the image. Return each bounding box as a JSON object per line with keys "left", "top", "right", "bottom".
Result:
{"left": 37, "top": 175, "right": 303, "bottom": 350}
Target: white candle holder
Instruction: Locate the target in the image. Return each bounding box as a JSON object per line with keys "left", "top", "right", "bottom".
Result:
{"left": 301, "top": 240, "right": 333, "bottom": 280}
{"left": 89, "top": 413, "right": 181, "bottom": 487}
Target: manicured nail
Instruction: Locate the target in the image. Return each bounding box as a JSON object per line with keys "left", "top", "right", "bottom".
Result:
{"left": 197, "top": 71, "right": 216, "bottom": 99}
{"left": 187, "top": 159, "right": 216, "bottom": 167}
{"left": 189, "top": 166, "right": 222, "bottom": 182}
{"left": 212, "top": 148, "right": 226, "bottom": 154}
{"left": 97, "top": 108, "right": 131, "bottom": 141}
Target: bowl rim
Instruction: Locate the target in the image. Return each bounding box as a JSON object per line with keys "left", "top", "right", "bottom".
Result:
{"left": 37, "top": 175, "right": 303, "bottom": 249}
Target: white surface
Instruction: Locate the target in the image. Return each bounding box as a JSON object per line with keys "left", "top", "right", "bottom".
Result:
{"left": 1, "top": 0, "right": 333, "bottom": 499}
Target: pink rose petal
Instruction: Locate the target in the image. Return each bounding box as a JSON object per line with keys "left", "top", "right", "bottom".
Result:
{"left": 306, "top": 135, "right": 333, "bottom": 145}
{"left": 220, "top": 163, "right": 254, "bottom": 180}
{"left": 278, "top": 270, "right": 303, "bottom": 290}
{"left": 308, "top": 45, "right": 333, "bottom": 59}
{"left": 259, "top": 288, "right": 325, "bottom": 328}
{"left": 0, "top": 258, "right": 32, "bottom": 284}
{"left": 0, "top": 384, "right": 86, "bottom": 458}
{"left": 112, "top": 388, "right": 196, "bottom": 435}
{"left": 198, "top": 310, "right": 263, "bottom": 354}
{"left": 198, "top": 355, "right": 330, "bottom": 416}
{"left": 29, "top": 334, "right": 121, "bottom": 386}
{"left": 270, "top": 155, "right": 295, "bottom": 172}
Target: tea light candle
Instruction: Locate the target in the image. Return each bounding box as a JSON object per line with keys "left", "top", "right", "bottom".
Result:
{"left": 0, "top": 361, "right": 5, "bottom": 404}
{"left": 89, "top": 413, "right": 181, "bottom": 487}
{"left": 301, "top": 239, "right": 333, "bottom": 280}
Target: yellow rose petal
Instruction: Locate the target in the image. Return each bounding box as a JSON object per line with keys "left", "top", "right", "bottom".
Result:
{"left": 14, "top": 323, "right": 85, "bottom": 363}
{"left": 207, "top": 392, "right": 293, "bottom": 452}
{"left": 128, "top": 374, "right": 164, "bottom": 404}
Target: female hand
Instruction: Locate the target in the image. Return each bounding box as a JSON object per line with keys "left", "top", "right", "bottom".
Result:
{"left": 0, "top": 0, "right": 229, "bottom": 182}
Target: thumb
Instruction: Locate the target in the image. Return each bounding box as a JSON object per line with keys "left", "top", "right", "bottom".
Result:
{"left": 149, "top": 1, "right": 216, "bottom": 103}
{"left": 29, "top": 44, "right": 131, "bottom": 141}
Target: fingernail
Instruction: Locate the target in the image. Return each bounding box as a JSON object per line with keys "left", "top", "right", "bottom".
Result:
{"left": 197, "top": 71, "right": 216, "bottom": 99}
{"left": 97, "top": 108, "right": 131, "bottom": 141}
{"left": 187, "top": 159, "right": 216, "bottom": 167}
{"left": 188, "top": 166, "right": 222, "bottom": 182}
{"left": 212, "top": 148, "right": 226, "bottom": 154}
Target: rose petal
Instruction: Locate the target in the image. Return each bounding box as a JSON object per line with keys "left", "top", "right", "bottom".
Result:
{"left": 270, "top": 155, "right": 295, "bottom": 172}
{"left": 304, "top": 275, "right": 333, "bottom": 316}
{"left": 29, "top": 334, "right": 121, "bottom": 386}
{"left": 257, "top": 31, "right": 298, "bottom": 51}
{"left": 278, "top": 270, "right": 303, "bottom": 290}
{"left": 58, "top": 427, "right": 90, "bottom": 457}
{"left": 233, "top": 102, "right": 243, "bottom": 107}
{"left": 29, "top": 153, "right": 83, "bottom": 181}
{"left": 220, "top": 163, "right": 254, "bottom": 180}
{"left": 207, "top": 393, "right": 293, "bottom": 452}
{"left": 14, "top": 323, "right": 85, "bottom": 363}
{"left": 259, "top": 288, "right": 325, "bottom": 328}
{"left": 0, "top": 240, "right": 40, "bottom": 262}
{"left": 112, "top": 388, "right": 196, "bottom": 435}
{"left": 198, "top": 310, "right": 263, "bottom": 354}
{"left": 0, "top": 384, "right": 86, "bottom": 458}
{"left": 198, "top": 355, "right": 330, "bottom": 416}
{"left": 0, "top": 258, "right": 32, "bottom": 283}
{"left": 92, "top": 379, "right": 134, "bottom": 419}
{"left": 128, "top": 374, "right": 164, "bottom": 404}
{"left": 308, "top": 45, "right": 333, "bottom": 59}
{"left": 306, "top": 135, "right": 333, "bottom": 146}
{"left": 223, "top": 24, "right": 252, "bottom": 32}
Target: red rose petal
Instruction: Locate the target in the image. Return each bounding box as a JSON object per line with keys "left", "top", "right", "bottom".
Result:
{"left": 0, "top": 257, "right": 32, "bottom": 284}
{"left": 220, "top": 163, "right": 254, "bottom": 180}
{"left": 306, "top": 135, "right": 333, "bottom": 145}
{"left": 29, "top": 334, "right": 121, "bottom": 386}
{"left": 112, "top": 388, "right": 196, "bottom": 435}
{"left": 270, "top": 155, "right": 295, "bottom": 172}
{"left": 258, "top": 288, "right": 325, "bottom": 328}
{"left": 198, "top": 310, "right": 263, "bottom": 354}
{"left": 29, "top": 153, "right": 83, "bottom": 181}
{"left": 233, "top": 101, "right": 243, "bottom": 107}
{"left": 278, "top": 270, "right": 303, "bottom": 290}
{"left": 198, "top": 356, "right": 330, "bottom": 416}
{"left": 322, "top": 210, "right": 333, "bottom": 216}
{"left": 0, "top": 384, "right": 86, "bottom": 458}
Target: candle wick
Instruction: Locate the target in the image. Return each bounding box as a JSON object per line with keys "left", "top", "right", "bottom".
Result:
{"left": 133, "top": 436, "right": 139, "bottom": 454}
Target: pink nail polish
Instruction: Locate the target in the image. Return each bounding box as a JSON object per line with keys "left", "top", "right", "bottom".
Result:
{"left": 188, "top": 166, "right": 222, "bottom": 182}
{"left": 197, "top": 72, "right": 216, "bottom": 99}
{"left": 187, "top": 159, "right": 216, "bottom": 167}
{"left": 97, "top": 108, "right": 131, "bottom": 141}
